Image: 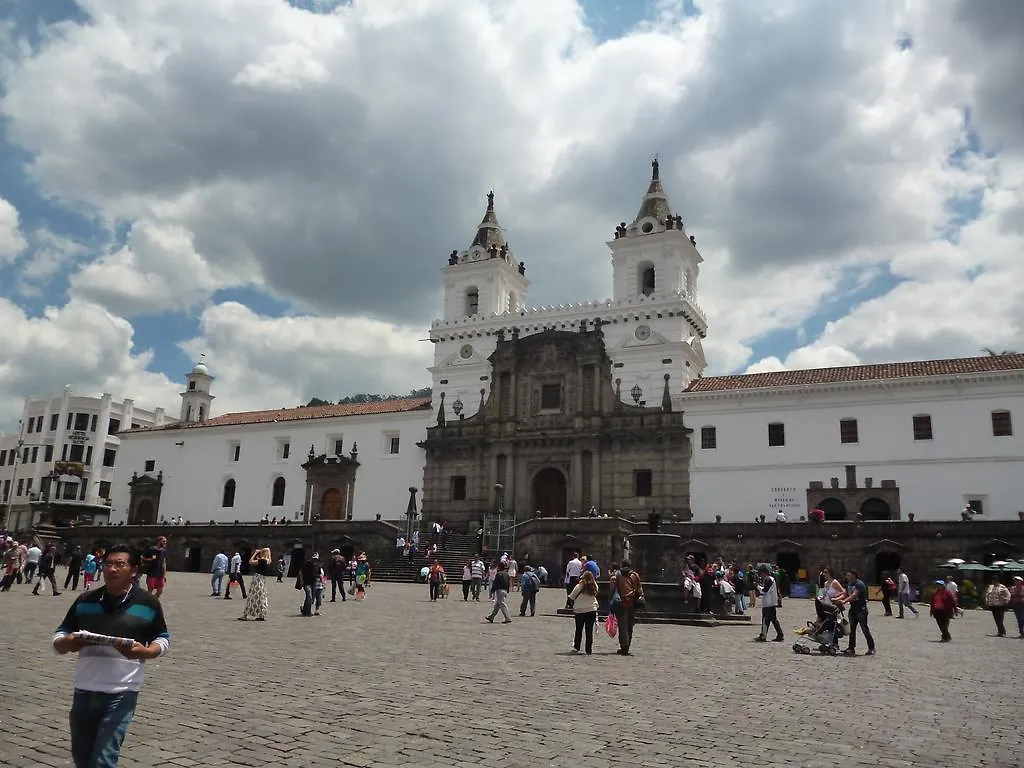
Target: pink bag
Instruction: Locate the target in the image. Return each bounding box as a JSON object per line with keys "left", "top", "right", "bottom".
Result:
{"left": 604, "top": 612, "right": 618, "bottom": 638}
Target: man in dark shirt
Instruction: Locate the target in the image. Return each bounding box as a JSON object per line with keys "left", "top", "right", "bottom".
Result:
{"left": 836, "top": 569, "right": 876, "bottom": 656}
{"left": 140, "top": 536, "right": 168, "bottom": 598}
{"left": 64, "top": 546, "right": 84, "bottom": 591}
{"left": 53, "top": 544, "right": 170, "bottom": 767}
{"left": 485, "top": 562, "right": 512, "bottom": 623}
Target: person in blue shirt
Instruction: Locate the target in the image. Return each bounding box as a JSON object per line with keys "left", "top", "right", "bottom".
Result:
{"left": 582, "top": 555, "right": 600, "bottom": 579}
{"left": 836, "top": 569, "right": 876, "bottom": 656}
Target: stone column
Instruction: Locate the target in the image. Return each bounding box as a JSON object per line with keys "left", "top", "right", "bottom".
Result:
{"left": 570, "top": 449, "right": 583, "bottom": 515}
{"left": 87, "top": 394, "right": 113, "bottom": 506}
{"left": 32, "top": 395, "right": 54, "bottom": 493}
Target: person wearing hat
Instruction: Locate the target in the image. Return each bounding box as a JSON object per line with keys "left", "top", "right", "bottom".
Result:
{"left": 354, "top": 553, "right": 371, "bottom": 600}
{"left": 1009, "top": 576, "right": 1024, "bottom": 638}
{"left": 329, "top": 549, "right": 347, "bottom": 602}
{"left": 929, "top": 578, "right": 956, "bottom": 641}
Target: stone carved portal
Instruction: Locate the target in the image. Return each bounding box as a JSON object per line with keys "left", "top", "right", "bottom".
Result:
{"left": 533, "top": 467, "right": 567, "bottom": 517}
{"left": 302, "top": 445, "right": 359, "bottom": 522}
{"left": 419, "top": 327, "right": 693, "bottom": 527}
{"left": 127, "top": 472, "right": 163, "bottom": 525}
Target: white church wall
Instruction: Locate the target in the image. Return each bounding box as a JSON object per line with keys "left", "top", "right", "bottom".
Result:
{"left": 111, "top": 410, "right": 432, "bottom": 524}
{"left": 684, "top": 379, "right": 1024, "bottom": 521}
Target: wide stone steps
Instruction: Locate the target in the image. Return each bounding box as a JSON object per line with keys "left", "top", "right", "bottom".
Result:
{"left": 370, "top": 533, "right": 481, "bottom": 583}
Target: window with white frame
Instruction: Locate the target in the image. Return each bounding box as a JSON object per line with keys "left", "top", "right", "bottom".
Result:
{"left": 228, "top": 441, "right": 241, "bottom": 462}
{"left": 383, "top": 432, "right": 400, "bottom": 456}
{"left": 328, "top": 435, "right": 344, "bottom": 456}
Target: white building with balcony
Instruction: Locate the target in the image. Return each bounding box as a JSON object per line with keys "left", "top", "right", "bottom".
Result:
{"left": 0, "top": 387, "right": 173, "bottom": 532}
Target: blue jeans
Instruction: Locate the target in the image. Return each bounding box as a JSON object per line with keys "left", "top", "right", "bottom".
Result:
{"left": 69, "top": 689, "right": 139, "bottom": 767}
{"left": 211, "top": 570, "right": 225, "bottom": 594}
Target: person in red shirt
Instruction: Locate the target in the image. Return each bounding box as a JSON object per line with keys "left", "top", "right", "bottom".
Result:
{"left": 930, "top": 579, "right": 955, "bottom": 642}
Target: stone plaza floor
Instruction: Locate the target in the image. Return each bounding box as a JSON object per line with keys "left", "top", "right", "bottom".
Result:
{"left": 0, "top": 571, "right": 1019, "bottom": 767}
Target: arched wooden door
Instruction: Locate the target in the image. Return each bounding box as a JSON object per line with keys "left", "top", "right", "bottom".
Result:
{"left": 321, "top": 488, "right": 344, "bottom": 520}
{"left": 532, "top": 468, "right": 567, "bottom": 517}
{"left": 133, "top": 500, "right": 156, "bottom": 525}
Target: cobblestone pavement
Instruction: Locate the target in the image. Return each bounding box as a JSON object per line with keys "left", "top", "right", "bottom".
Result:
{"left": 0, "top": 572, "right": 1018, "bottom": 767}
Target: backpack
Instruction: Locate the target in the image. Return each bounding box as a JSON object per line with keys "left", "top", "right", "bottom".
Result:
{"left": 932, "top": 588, "right": 952, "bottom": 613}
{"left": 884, "top": 577, "right": 897, "bottom": 593}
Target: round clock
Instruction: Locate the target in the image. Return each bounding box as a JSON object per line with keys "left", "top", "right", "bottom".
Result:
{"left": 635, "top": 325, "right": 652, "bottom": 341}
{"left": 459, "top": 344, "right": 473, "bottom": 359}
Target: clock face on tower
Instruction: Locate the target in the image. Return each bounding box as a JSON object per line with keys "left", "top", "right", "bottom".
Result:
{"left": 634, "top": 325, "right": 652, "bottom": 342}
{"left": 459, "top": 344, "right": 474, "bottom": 359}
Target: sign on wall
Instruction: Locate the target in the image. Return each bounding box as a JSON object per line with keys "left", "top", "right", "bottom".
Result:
{"left": 69, "top": 431, "right": 89, "bottom": 445}
{"left": 769, "top": 486, "right": 803, "bottom": 515}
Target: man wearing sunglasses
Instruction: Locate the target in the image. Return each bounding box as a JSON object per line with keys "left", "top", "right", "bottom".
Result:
{"left": 52, "top": 544, "right": 171, "bottom": 767}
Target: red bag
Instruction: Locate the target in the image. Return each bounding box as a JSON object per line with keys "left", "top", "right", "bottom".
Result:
{"left": 604, "top": 613, "right": 618, "bottom": 638}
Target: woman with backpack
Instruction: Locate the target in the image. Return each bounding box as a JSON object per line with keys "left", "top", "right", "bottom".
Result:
{"left": 983, "top": 578, "right": 1012, "bottom": 637}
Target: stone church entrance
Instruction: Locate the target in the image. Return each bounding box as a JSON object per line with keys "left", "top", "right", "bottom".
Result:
{"left": 533, "top": 467, "right": 567, "bottom": 517}
{"left": 419, "top": 325, "right": 693, "bottom": 528}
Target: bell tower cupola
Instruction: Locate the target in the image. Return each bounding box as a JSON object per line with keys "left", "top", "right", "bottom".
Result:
{"left": 179, "top": 355, "right": 215, "bottom": 424}
{"left": 608, "top": 158, "right": 703, "bottom": 304}
{"left": 441, "top": 191, "right": 530, "bottom": 322}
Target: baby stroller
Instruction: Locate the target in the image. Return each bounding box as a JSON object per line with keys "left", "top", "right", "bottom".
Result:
{"left": 793, "top": 603, "right": 845, "bottom": 656}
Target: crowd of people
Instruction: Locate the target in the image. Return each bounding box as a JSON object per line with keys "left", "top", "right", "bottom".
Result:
{"left": 4, "top": 528, "right": 1024, "bottom": 767}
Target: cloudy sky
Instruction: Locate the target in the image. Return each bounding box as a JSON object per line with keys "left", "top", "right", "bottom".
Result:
{"left": 1, "top": 0, "right": 1022, "bottom": 431}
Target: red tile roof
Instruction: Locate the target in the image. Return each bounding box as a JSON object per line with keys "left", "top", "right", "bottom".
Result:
{"left": 131, "top": 396, "right": 432, "bottom": 431}
{"left": 685, "top": 354, "right": 1024, "bottom": 393}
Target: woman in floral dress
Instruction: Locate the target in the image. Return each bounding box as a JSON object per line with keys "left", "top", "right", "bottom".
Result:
{"left": 239, "top": 547, "right": 271, "bottom": 621}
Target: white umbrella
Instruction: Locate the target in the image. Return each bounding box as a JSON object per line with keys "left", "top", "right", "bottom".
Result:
{"left": 947, "top": 558, "right": 966, "bottom": 565}
{"left": 991, "top": 560, "right": 1009, "bottom": 568}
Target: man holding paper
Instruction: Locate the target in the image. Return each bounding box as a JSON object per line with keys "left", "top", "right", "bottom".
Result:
{"left": 52, "top": 544, "right": 171, "bottom": 767}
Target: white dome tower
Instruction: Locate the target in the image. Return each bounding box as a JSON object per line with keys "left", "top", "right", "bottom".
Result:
{"left": 180, "top": 355, "right": 215, "bottom": 424}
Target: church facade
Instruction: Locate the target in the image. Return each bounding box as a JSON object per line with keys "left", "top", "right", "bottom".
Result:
{"left": 419, "top": 326, "right": 692, "bottom": 527}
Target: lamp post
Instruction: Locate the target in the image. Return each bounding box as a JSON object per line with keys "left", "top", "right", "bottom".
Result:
{"left": 630, "top": 384, "right": 644, "bottom": 406}
{"left": 493, "top": 483, "right": 505, "bottom": 555}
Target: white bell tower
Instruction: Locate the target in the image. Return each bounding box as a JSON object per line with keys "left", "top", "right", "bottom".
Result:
{"left": 441, "top": 191, "right": 529, "bottom": 321}
{"left": 180, "top": 356, "right": 215, "bottom": 424}
{"left": 608, "top": 158, "right": 703, "bottom": 304}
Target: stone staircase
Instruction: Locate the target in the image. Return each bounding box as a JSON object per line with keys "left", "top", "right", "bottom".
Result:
{"left": 370, "top": 532, "right": 480, "bottom": 583}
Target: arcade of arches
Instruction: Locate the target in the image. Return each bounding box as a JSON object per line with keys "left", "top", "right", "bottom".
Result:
{"left": 807, "top": 465, "right": 902, "bottom": 521}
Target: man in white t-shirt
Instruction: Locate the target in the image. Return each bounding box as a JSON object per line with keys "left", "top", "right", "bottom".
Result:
{"left": 25, "top": 543, "right": 42, "bottom": 582}
{"left": 564, "top": 553, "right": 582, "bottom": 609}
{"left": 945, "top": 576, "right": 963, "bottom": 617}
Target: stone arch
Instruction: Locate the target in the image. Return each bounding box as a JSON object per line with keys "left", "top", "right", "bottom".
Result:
{"left": 532, "top": 467, "right": 567, "bottom": 517}
{"left": 222, "top": 478, "right": 236, "bottom": 508}
{"left": 637, "top": 260, "right": 656, "bottom": 296}
{"left": 860, "top": 497, "right": 892, "bottom": 521}
{"left": 320, "top": 488, "right": 344, "bottom": 520}
{"left": 818, "top": 497, "right": 847, "bottom": 521}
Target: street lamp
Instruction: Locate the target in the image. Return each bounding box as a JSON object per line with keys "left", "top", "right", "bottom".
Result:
{"left": 630, "top": 384, "right": 643, "bottom": 405}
